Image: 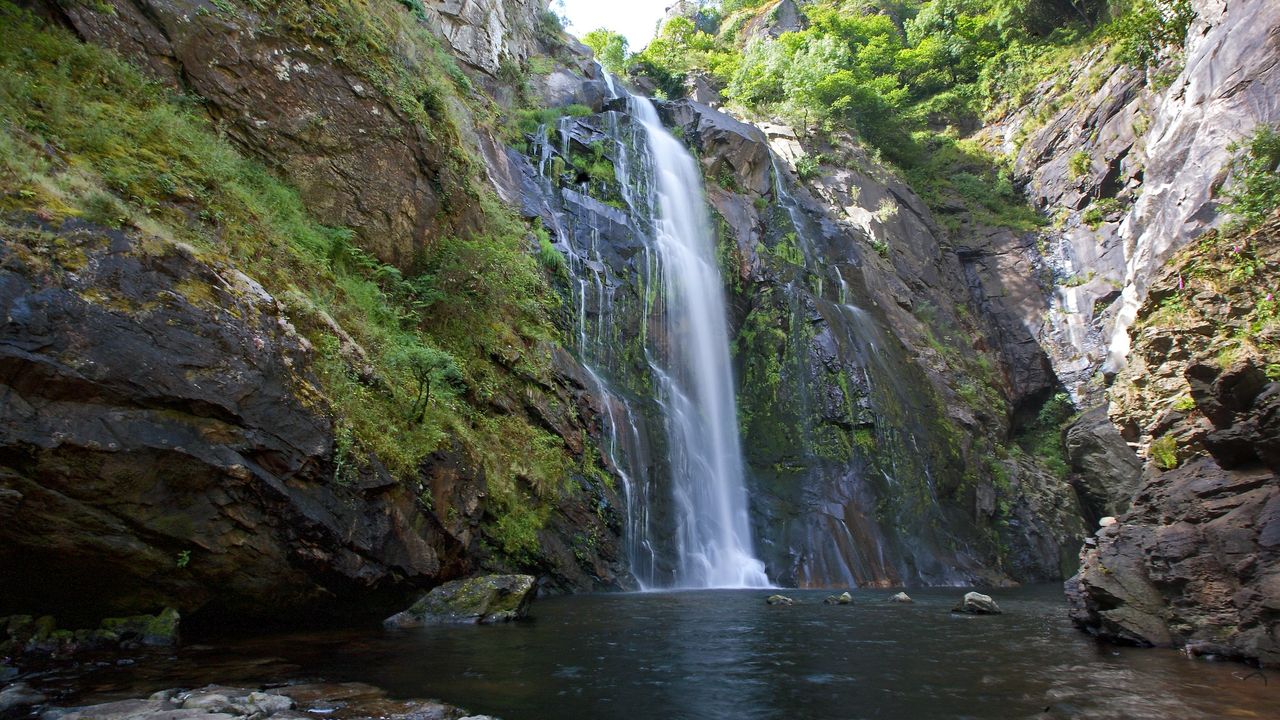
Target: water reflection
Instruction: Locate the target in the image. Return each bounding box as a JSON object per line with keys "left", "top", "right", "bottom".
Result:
{"left": 26, "top": 586, "right": 1280, "bottom": 720}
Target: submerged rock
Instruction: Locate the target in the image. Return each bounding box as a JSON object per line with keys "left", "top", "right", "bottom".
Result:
{"left": 0, "top": 682, "right": 46, "bottom": 717}
{"left": 823, "top": 592, "right": 853, "bottom": 605}
{"left": 766, "top": 594, "right": 795, "bottom": 606}
{"left": 889, "top": 592, "right": 913, "bottom": 604}
{"left": 98, "top": 607, "right": 181, "bottom": 647}
{"left": 40, "top": 682, "right": 484, "bottom": 720}
{"left": 384, "top": 574, "right": 536, "bottom": 628}
{"left": 952, "top": 592, "right": 1002, "bottom": 615}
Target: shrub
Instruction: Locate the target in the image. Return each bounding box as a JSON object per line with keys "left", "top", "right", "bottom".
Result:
{"left": 1068, "top": 151, "right": 1092, "bottom": 179}
{"left": 1222, "top": 124, "right": 1280, "bottom": 230}
{"left": 1149, "top": 435, "right": 1179, "bottom": 470}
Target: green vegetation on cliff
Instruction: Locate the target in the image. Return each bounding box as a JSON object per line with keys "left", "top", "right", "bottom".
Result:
{"left": 590, "top": 0, "right": 1194, "bottom": 234}
{"left": 0, "top": 1, "right": 597, "bottom": 564}
{"left": 1223, "top": 124, "right": 1280, "bottom": 231}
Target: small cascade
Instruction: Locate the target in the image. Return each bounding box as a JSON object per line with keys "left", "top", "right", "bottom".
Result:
{"left": 752, "top": 151, "right": 970, "bottom": 587}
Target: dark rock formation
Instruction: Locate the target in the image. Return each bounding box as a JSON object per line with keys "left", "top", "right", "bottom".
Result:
{"left": 0, "top": 219, "right": 462, "bottom": 622}
{"left": 0, "top": 1, "right": 627, "bottom": 628}
{"left": 1066, "top": 406, "right": 1143, "bottom": 522}
{"left": 0, "top": 682, "right": 45, "bottom": 718}
{"left": 1066, "top": 217, "right": 1280, "bottom": 666}
{"left": 384, "top": 574, "right": 536, "bottom": 627}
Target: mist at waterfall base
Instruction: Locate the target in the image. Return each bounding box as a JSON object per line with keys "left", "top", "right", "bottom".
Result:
{"left": 44, "top": 587, "right": 1279, "bottom": 720}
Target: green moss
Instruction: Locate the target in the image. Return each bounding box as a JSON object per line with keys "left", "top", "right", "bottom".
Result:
{"left": 1150, "top": 435, "right": 1179, "bottom": 470}
{"left": 0, "top": 2, "right": 585, "bottom": 567}
{"left": 853, "top": 427, "right": 875, "bottom": 453}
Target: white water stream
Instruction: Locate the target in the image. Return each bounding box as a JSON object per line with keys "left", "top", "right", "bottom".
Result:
{"left": 629, "top": 97, "right": 769, "bottom": 588}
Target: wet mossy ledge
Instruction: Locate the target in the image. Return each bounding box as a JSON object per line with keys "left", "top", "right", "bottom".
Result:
{"left": 0, "top": 0, "right": 626, "bottom": 627}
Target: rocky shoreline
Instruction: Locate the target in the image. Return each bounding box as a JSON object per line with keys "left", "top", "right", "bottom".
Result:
{"left": 1, "top": 681, "right": 497, "bottom": 720}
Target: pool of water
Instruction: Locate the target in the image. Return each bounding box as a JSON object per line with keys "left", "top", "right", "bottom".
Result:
{"left": 27, "top": 586, "right": 1280, "bottom": 719}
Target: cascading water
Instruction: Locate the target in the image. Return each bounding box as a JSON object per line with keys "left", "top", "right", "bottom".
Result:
{"left": 629, "top": 97, "right": 770, "bottom": 588}
{"left": 531, "top": 76, "right": 768, "bottom": 589}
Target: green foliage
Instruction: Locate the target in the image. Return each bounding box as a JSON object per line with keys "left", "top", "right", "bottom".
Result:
{"left": 1149, "top": 434, "right": 1179, "bottom": 470}
{"left": 905, "top": 135, "right": 1046, "bottom": 232}
{"left": 1015, "top": 391, "right": 1078, "bottom": 478}
{"left": 534, "top": 221, "right": 566, "bottom": 275}
{"left": 513, "top": 103, "right": 592, "bottom": 139}
{"left": 394, "top": 0, "right": 426, "bottom": 21}
{"left": 795, "top": 154, "right": 823, "bottom": 181}
{"left": 1107, "top": 0, "right": 1195, "bottom": 69}
{"left": 613, "top": 0, "right": 1194, "bottom": 237}
{"left": 390, "top": 344, "right": 465, "bottom": 422}
{"left": 1222, "top": 125, "right": 1280, "bottom": 230}
{"left": 1172, "top": 395, "right": 1195, "bottom": 412}
{"left": 583, "top": 28, "right": 628, "bottom": 74}
{"left": 1068, "top": 150, "right": 1092, "bottom": 179}
{"left": 175, "top": 550, "right": 191, "bottom": 569}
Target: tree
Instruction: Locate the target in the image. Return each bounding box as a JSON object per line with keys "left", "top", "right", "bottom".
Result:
{"left": 582, "top": 28, "right": 628, "bottom": 74}
{"left": 390, "top": 345, "right": 464, "bottom": 423}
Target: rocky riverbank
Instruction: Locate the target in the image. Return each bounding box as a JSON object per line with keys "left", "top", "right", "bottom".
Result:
{"left": 0, "top": 681, "right": 497, "bottom": 720}
{"left": 1066, "top": 215, "right": 1280, "bottom": 666}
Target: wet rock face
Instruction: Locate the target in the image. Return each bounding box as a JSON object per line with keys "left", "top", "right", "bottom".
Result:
{"left": 0, "top": 219, "right": 465, "bottom": 621}
{"left": 652, "top": 102, "right": 1084, "bottom": 587}
{"left": 1067, "top": 218, "right": 1280, "bottom": 666}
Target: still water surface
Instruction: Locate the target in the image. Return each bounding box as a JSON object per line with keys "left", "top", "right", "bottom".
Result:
{"left": 40, "top": 586, "right": 1280, "bottom": 719}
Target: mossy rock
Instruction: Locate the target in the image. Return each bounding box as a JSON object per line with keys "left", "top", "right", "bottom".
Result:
{"left": 384, "top": 574, "right": 536, "bottom": 627}
{"left": 98, "top": 607, "right": 181, "bottom": 646}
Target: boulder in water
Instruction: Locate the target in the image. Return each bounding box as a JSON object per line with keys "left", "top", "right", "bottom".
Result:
{"left": 766, "top": 594, "right": 795, "bottom": 606}
{"left": 889, "top": 592, "right": 913, "bottom": 604}
{"left": 824, "top": 592, "right": 853, "bottom": 605}
{"left": 384, "top": 574, "right": 536, "bottom": 628}
{"left": 952, "top": 591, "right": 1002, "bottom": 615}
{"left": 0, "top": 682, "right": 46, "bottom": 717}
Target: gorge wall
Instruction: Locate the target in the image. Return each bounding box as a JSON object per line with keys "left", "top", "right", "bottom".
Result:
{"left": 1, "top": 0, "right": 629, "bottom": 626}
{"left": 0, "top": 0, "right": 1276, "bottom": 668}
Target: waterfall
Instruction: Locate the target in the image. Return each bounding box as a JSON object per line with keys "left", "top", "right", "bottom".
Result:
{"left": 629, "top": 97, "right": 770, "bottom": 589}
{"left": 532, "top": 75, "right": 768, "bottom": 588}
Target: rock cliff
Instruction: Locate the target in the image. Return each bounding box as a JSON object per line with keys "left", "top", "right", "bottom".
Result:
{"left": 1066, "top": 216, "right": 1279, "bottom": 666}
{"left": 989, "top": 0, "right": 1280, "bottom": 404}
{"left": 0, "top": 0, "right": 626, "bottom": 626}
